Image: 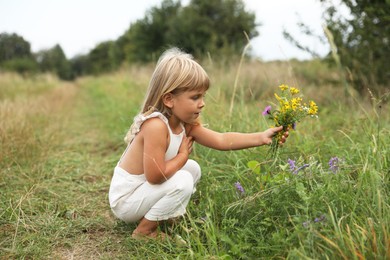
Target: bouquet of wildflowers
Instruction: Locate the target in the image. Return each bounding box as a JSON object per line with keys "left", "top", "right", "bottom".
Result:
{"left": 262, "top": 84, "right": 318, "bottom": 157}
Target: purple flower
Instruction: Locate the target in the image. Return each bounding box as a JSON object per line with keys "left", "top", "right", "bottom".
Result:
{"left": 294, "top": 164, "right": 310, "bottom": 174}
{"left": 292, "top": 122, "right": 296, "bottom": 130}
{"left": 234, "top": 182, "right": 245, "bottom": 195}
{"left": 262, "top": 105, "right": 272, "bottom": 115}
{"left": 314, "top": 214, "right": 326, "bottom": 223}
{"left": 302, "top": 221, "right": 310, "bottom": 228}
{"left": 288, "top": 159, "right": 310, "bottom": 174}
{"left": 329, "top": 157, "right": 340, "bottom": 173}
{"left": 288, "top": 159, "right": 296, "bottom": 172}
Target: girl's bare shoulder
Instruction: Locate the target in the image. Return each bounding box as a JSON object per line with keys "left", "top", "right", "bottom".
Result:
{"left": 140, "top": 117, "right": 168, "bottom": 134}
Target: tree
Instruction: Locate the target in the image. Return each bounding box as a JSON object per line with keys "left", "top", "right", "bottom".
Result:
{"left": 284, "top": 0, "right": 390, "bottom": 94}
{"left": 70, "top": 54, "right": 90, "bottom": 78}
{"left": 169, "top": 0, "right": 258, "bottom": 56}
{"left": 36, "top": 44, "right": 72, "bottom": 80}
{"left": 87, "top": 41, "right": 122, "bottom": 74}
{"left": 0, "top": 32, "right": 38, "bottom": 73}
{"left": 324, "top": 0, "right": 389, "bottom": 93}
{"left": 0, "top": 33, "right": 33, "bottom": 62}
{"left": 117, "top": 0, "right": 181, "bottom": 62}
{"left": 117, "top": 0, "right": 258, "bottom": 62}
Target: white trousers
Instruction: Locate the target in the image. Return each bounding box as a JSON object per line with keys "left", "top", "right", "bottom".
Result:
{"left": 109, "top": 159, "right": 201, "bottom": 223}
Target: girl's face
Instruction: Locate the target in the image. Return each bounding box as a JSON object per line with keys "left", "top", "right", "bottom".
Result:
{"left": 170, "top": 90, "right": 206, "bottom": 124}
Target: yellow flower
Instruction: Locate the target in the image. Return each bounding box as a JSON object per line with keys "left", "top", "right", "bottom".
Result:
{"left": 279, "top": 84, "right": 289, "bottom": 91}
{"left": 290, "top": 87, "right": 300, "bottom": 95}
{"left": 308, "top": 101, "right": 318, "bottom": 115}
{"left": 273, "top": 116, "right": 279, "bottom": 125}
{"left": 264, "top": 83, "right": 319, "bottom": 158}
{"left": 281, "top": 102, "right": 290, "bottom": 112}
{"left": 291, "top": 97, "right": 302, "bottom": 110}
{"left": 274, "top": 93, "right": 285, "bottom": 106}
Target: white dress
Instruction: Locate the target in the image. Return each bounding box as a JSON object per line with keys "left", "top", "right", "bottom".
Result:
{"left": 108, "top": 112, "right": 201, "bottom": 222}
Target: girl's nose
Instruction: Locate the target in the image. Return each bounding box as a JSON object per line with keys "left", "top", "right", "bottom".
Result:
{"left": 199, "top": 98, "right": 205, "bottom": 108}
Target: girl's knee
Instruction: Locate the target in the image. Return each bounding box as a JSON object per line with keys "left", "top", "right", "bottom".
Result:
{"left": 172, "top": 171, "right": 194, "bottom": 197}
{"left": 183, "top": 159, "right": 201, "bottom": 183}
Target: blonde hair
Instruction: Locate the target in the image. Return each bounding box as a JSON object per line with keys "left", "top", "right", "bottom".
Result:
{"left": 124, "top": 47, "right": 210, "bottom": 143}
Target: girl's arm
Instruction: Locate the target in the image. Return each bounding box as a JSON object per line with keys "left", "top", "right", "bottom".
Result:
{"left": 188, "top": 124, "right": 287, "bottom": 151}
{"left": 142, "top": 118, "right": 192, "bottom": 184}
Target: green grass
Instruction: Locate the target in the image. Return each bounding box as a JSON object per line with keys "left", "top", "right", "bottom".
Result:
{"left": 0, "top": 62, "right": 389, "bottom": 259}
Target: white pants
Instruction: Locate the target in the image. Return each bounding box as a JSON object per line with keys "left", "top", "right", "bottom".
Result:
{"left": 109, "top": 159, "right": 201, "bottom": 223}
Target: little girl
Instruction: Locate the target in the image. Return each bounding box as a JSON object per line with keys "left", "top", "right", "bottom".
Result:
{"left": 108, "top": 47, "right": 288, "bottom": 239}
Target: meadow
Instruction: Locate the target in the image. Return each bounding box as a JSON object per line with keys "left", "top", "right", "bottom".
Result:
{"left": 0, "top": 58, "right": 389, "bottom": 259}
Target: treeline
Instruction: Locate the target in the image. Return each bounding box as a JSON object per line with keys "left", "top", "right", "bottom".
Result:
{"left": 0, "top": 0, "right": 388, "bottom": 94}
{"left": 0, "top": 0, "right": 257, "bottom": 80}
{"left": 284, "top": 0, "right": 389, "bottom": 94}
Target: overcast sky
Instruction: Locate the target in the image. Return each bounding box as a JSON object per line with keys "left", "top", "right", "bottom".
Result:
{"left": 0, "top": 0, "right": 330, "bottom": 61}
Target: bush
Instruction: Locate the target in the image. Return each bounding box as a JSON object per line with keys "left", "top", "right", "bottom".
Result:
{"left": 1, "top": 58, "right": 38, "bottom": 74}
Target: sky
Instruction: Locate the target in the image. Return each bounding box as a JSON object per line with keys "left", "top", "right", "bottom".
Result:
{"left": 0, "top": 0, "right": 330, "bottom": 61}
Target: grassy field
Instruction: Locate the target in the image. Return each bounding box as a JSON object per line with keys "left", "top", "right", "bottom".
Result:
{"left": 0, "top": 59, "right": 389, "bottom": 259}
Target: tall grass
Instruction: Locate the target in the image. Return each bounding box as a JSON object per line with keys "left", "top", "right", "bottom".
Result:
{"left": 0, "top": 58, "right": 388, "bottom": 259}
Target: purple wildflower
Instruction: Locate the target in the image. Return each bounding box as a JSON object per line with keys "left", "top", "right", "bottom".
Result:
{"left": 287, "top": 159, "right": 310, "bottom": 174}
{"left": 302, "top": 221, "right": 310, "bottom": 228}
{"left": 294, "top": 164, "right": 310, "bottom": 174}
{"left": 262, "top": 105, "right": 272, "bottom": 115}
{"left": 292, "top": 122, "right": 296, "bottom": 130}
{"left": 329, "top": 157, "right": 340, "bottom": 173}
{"left": 314, "top": 214, "right": 326, "bottom": 223}
{"left": 287, "top": 159, "right": 296, "bottom": 172}
{"left": 234, "top": 182, "right": 245, "bottom": 195}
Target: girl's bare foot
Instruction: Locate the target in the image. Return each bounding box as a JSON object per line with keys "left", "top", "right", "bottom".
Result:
{"left": 131, "top": 230, "right": 169, "bottom": 240}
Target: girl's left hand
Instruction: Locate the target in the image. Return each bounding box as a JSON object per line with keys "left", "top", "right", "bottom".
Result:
{"left": 179, "top": 136, "right": 194, "bottom": 156}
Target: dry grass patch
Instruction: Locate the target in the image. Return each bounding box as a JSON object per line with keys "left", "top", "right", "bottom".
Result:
{"left": 0, "top": 81, "right": 78, "bottom": 165}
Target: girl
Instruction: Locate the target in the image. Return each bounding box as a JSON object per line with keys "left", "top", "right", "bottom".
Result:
{"left": 108, "top": 47, "right": 288, "bottom": 239}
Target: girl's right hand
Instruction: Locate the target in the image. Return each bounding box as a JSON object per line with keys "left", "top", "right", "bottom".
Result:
{"left": 179, "top": 136, "right": 194, "bottom": 157}
{"left": 263, "top": 126, "right": 289, "bottom": 145}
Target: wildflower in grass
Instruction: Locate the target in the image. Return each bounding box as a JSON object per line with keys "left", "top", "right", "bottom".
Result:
{"left": 314, "top": 214, "right": 326, "bottom": 223}
{"left": 329, "top": 157, "right": 341, "bottom": 173}
{"left": 287, "top": 159, "right": 310, "bottom": 174}
{"left": 303, "top": 215, "right": 326, "bottom": 228}
{"left": 302, "top": 221, "right": 310, "bottom": 228}
{"left": 262, "top": 84, "right": 319, "bottom": 157}
{"left": 234, "top": 181, "right": 245, "bottom": 195}
{"left": 288, "top": 159, "right": 296, "bottom": 172}
{"left": 294, "top": 164, "right": 310, "bottom": 174}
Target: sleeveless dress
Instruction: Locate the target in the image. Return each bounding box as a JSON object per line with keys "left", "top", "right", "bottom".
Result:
{"left": 108, "top": 112, "right": 201, "bottom": 223}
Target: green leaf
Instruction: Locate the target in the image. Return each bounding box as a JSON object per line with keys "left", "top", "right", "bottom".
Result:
{"left": 296, "top": 182, "right": 309, "bottom": 202}
{"left": 247, "top": 160, "right": 260, "bottom": 174}
{"left": 279, "top": 163, "right": 288, "bottom": 171}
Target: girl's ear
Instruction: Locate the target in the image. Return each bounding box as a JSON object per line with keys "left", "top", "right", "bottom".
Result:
{"left": 162, "top": 93, "right": 174, "bottom": 108}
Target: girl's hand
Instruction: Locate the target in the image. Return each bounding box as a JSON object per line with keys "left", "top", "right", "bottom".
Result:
{"left": 178, "top": 136, "right": 194, "bottom": 157}
{"left": 263, "top": 126, "right": 289, "bottom": 145}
